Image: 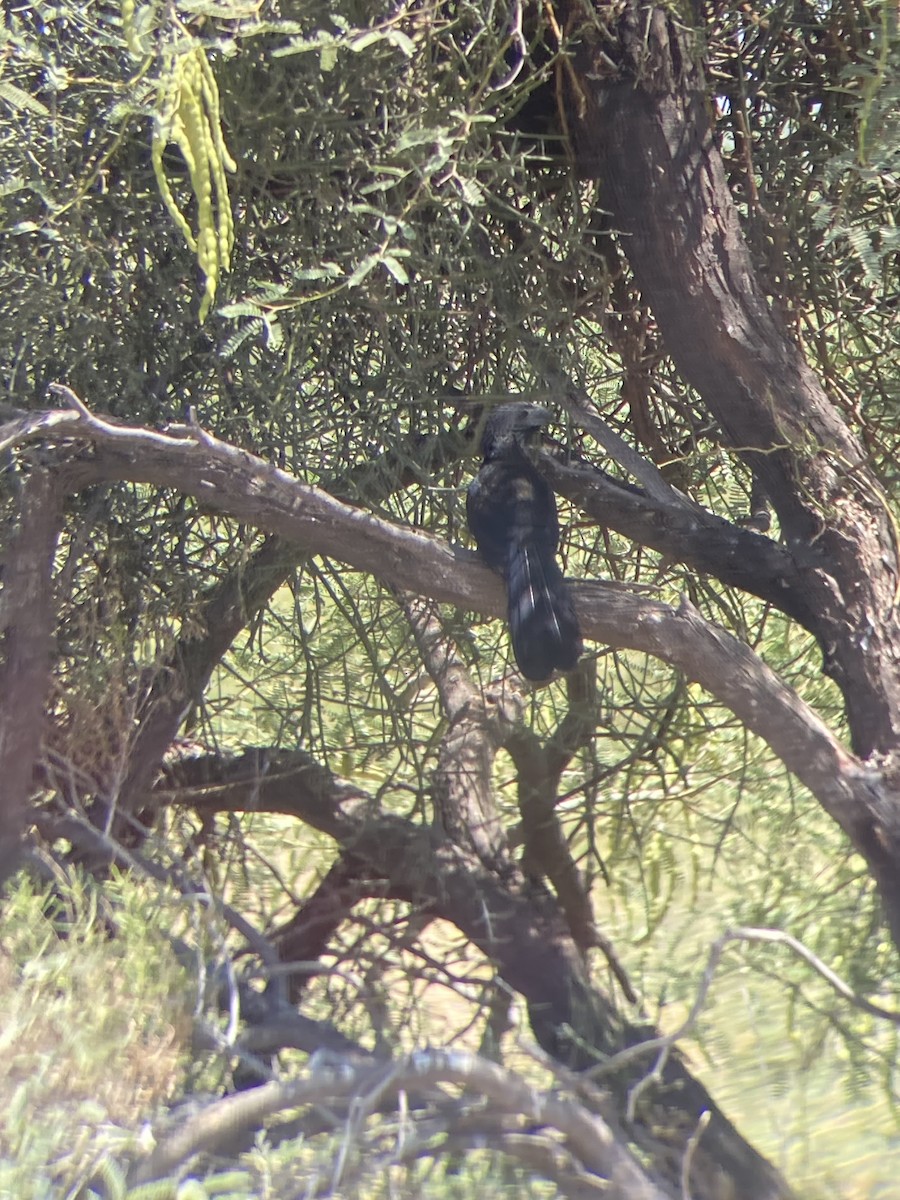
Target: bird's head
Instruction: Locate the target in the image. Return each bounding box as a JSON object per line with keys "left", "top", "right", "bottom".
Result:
{"left": 480, "top": 402, "right": 553, "bottom": 461}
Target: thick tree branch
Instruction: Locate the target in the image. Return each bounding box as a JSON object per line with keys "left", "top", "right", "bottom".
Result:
{"left": 17, "top": 400, "right": 900, "bottom": 942}
{"left": 0, "top": 468, "right": 62, "bottom": 881}
{"left": 48, "top": 403, "right": 471, "bottom": 810}
{"left": 157, "top": 747, "right": 792, "bottom": 1198}
{"left": 505, "top": 664, "right": 607, "bottom": 960}
{"left": 557, "top": 0, "right": 900, "bottom": 756}
{"left": 538, "top": 452, "right": 818, "bottom": 632}
{"left": 270, "top": 852, "right": 388, "bottom": 1004}
{"left": 18, "top": 413, "right": 848, "bottom": 771}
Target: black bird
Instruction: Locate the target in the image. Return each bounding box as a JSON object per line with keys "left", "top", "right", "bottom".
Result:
{"left": 467, "top": 402, "right": 582, "bottom": 682}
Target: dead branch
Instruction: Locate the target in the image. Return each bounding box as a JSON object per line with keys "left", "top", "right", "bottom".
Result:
{"left": 154, "top": 746, "right": 792, "bottom": 1197}
{"left": 132, "top": 1047, "right": 673, "bottom": 1199}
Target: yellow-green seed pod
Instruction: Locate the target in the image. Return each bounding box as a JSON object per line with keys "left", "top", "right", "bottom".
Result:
{"left": 150, "top": 43, "right": 236, "bottom": 321}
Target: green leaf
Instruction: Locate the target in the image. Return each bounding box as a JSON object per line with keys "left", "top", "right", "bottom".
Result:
{"left": 0, "top": 82, "right": 49, "bottom": 117}
{"left": 395, "top": 127, "right": 447, "bottom": 152}
{"left": 384, "top": 29, "right": 416, "bottom": 57}
{"left": 293, "top": 262, "right": 342, "bottom": 281}
{"left": 271, "top": 32, "right": 333, "bottom": 58}
{"left": 456, "top": 175, "right": 486, "bottom": 207}
{"left": 381, "top": 254, "right": 409, "bottom": 284}
{"left": 349, "top": 30, "right": 384, "bottom": 53}
{"left": 346, "top": 252, "right": 380, "bottom": 287}
{"left": 320, "top": 42, "right": 338, "bottom": 72}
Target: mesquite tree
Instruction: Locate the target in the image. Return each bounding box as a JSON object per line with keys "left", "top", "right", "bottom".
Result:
{"left": 2, "top": 2, "right": 899, "bottom": 1196}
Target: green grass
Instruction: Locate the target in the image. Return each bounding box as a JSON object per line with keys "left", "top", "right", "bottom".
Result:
{"left": 0, "top": 872, "right": 193, "bottom": 1198}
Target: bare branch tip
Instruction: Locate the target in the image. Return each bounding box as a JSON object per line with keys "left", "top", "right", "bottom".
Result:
{"left": 186, "top": 405, "right": 216, "bottom": 447}
{"left": 48, "top": 383, "right": 90, "bottom": 418}
{"left": 676, "top": 593, "right": 700, "bottom": 618}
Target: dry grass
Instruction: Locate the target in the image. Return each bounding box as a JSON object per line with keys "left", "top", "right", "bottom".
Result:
{"left": 0, "top": 874, "right": 194, "bottom": 1194}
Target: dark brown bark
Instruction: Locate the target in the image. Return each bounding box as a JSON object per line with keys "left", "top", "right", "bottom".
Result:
{"left": 538, "top": 453, "right": 818, "bottom": 632}
{"left": 545, "top": 0, "right": 900, "bottom": 948}
{"left": 505, "top": 664, "right": 606, "bottom": 958}
{"left": 270, "top": 852, "right": 386, "bottom": 1003}
{"left": 0, "top": 469, "right": 62, "bottom": 881}
{"left": 557, "top": 0, "right": 900, "bottom": 760}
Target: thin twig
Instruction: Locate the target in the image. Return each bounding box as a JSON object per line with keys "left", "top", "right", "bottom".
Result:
{"left": 580, "top": 922, "right": 900, "bottom": 1124}
{"left": 681, "top": 1109, "right": 710, "bottom": 1200}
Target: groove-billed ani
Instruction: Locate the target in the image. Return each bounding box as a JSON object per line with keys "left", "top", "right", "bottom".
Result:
{"left": 467, "top": 402, "right": 582, "bottom": 682}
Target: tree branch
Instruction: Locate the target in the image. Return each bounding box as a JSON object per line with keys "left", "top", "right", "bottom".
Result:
{"left": 0, "top": 468, "right": 62, "bottom": 881}
{"left": 558, "top": 0, "right": 900, "bottom": 757}
{"left": 270, "top": 852, "right": 388, "bottom": 1004}
{"left": 505, "top": 664, "right": 607, "bottom": 960}
{"left": 538, "top": 452, "right": 818, "bottom": 633}
{"left": 19, "top": 399, "right": 900, "bottom": 944}
{"left": 40, "top": 392, "right": 471, "bottom": 812}
{"left": 132, "top": 1048, "right": 673, "bottom": 1199}
{"left": 396, "top": 590, "right": 519, "bottom": 868}
{"left": 23, "top": 409, "right": 849, "bottom": 789}
{"left": 157, "top": 746, "right": 793, "bottom": 1198}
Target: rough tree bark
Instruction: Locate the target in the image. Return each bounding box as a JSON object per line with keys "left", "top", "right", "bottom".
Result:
{"left": 4, "top": 7, "right": 895, "bottom": 1196}
{"left": 5, "top": 396, "right": 877, "bottom": 1195}
{"left": 558, "top": 0, "right": 900, "bottom": 744}
{"left": 11, "top": 401, "right": 897, "bottom": 944}
{"left": 0, "top": 468, "right": 62, "bottom": 883}
{"left": 553, "top": 0, "right": 900, "bottom": 938}
{"left": 12, "top": 10, "right": 900, "bottom": 1177}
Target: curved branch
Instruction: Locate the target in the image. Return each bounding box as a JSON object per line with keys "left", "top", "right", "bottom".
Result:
{"left": 270, "top": 852, "right": 390, "bottom": 1003}
{"left": 157, "top": 746, "right": 791, "bottom": 1198}
{"left": 27, "top": 408, "right": 848, "bottom": 784}
{"left": 35, "top": 392, "right": 471, "bottom": 811}
{"left": 18, "top": 400, "right": 900, "bottom": 944}
{"left": 505, "top": 664, "right": 606, "bottom": 960}
{"left": 133, "top": 1049, "right": 672, "bottom": 1199}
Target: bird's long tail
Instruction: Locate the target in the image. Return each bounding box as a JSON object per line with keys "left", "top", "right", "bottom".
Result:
{"left": 506, "top": 540, "right": 582, "bottom": 682}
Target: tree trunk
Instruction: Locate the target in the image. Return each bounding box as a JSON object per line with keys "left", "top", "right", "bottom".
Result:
{"left": 558, "top": 0, "right": 900, "bottom": 758}
{"left": 555, "top": 0, "right": 900, "bottom": 947}
{"left": 162, "top": 748, "right": 794, "bottom": 1200}
{"left": 0, "top": 469, "right": 61, "bottom": 882}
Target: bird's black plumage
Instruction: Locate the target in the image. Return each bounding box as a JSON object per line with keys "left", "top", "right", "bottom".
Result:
{"left": 466, "top": 402, "right": 582, "bottom": 682}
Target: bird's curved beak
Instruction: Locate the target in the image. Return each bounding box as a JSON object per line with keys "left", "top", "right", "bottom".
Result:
{"left": 527, "top": 406, "right": 553, "bottom": 430}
